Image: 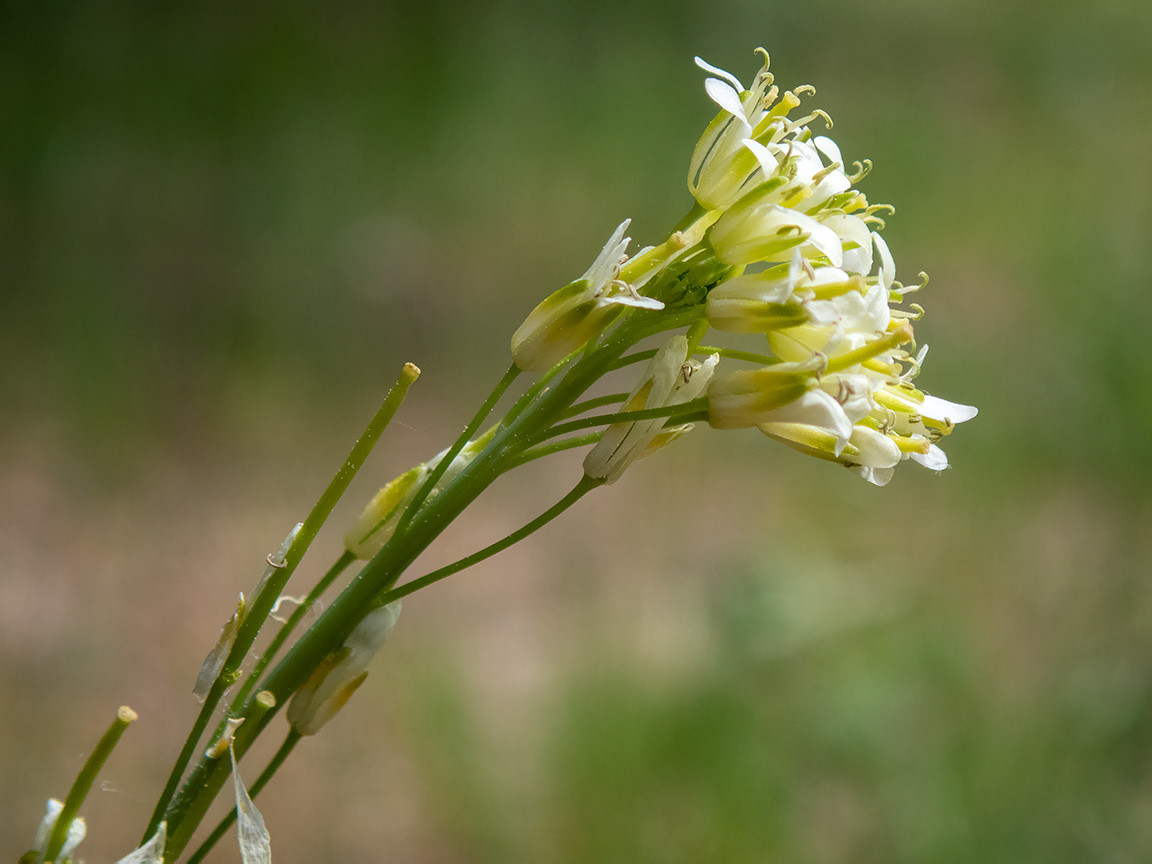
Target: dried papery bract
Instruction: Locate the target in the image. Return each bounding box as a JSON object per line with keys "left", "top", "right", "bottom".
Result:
{"left": 230, "top": 745, "right": 271, "bottom": 864}
{"left": 114, "top": 822, "right": 166, "bottom": 864}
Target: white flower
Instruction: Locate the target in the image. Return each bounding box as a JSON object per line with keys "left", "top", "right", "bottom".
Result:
{"left": 584, "top": 334, "right": 717, "bottom": 484}
{"left": 689, "top": 50, "right": 812, "bottom": 209}
{"left": 710, "top": 200, "right": 844, "bottom": 268}
{"left": 707, "top": 357, "right": 833, "bottom": 431}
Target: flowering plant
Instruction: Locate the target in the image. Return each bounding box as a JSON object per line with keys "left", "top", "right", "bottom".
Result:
{"left": 23, "top": 48, "right": 973, "bottom": 863}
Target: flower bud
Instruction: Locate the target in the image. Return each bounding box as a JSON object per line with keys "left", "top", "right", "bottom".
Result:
{"left": 511, "top": 220, "right": 663, "bottom": 371}
{"left": 707, "top": 359, "right": 829, "bottom": 430}
{"left": 709, "top": 199, "right": 843, "bottom": 268}
{"left": 344, "top": 465, "right": 428, "bottom": 559}
{"left": 29, "top": 799, "right": 85, "bottom": 864}
{"left": 287, "top": 602, "right": 402, "bottom": 736}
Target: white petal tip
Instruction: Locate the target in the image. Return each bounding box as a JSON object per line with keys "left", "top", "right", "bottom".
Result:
{"left": 911, "top": 443, "right": 949, "bottom": 472}
{"left": 605, "top": 295, "right": 665, "bottom": 310}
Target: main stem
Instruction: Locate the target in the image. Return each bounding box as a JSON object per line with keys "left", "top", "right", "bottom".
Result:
{"left": 160, "top": 324, "right": 645, "bottom": 859}
{"left": 142, "top": 364, "right": 419, "bottom": 844}
{"left": 157, "top": 202, "right": 714, "bottom": 854}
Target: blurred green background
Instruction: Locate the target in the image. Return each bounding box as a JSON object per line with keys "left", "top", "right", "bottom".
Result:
{"left": 4, "top": 0, "right": 1152, "bottom": 861}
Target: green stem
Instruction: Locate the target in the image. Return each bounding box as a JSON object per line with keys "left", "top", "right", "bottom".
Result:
{"left": 143, "top": 362, "right": 419, "bottom": 844}
{"left": 564, "top": 392, "right": 629, "bottom": 418}
{"left": 184, "top": 731, "right": 301, "bottom": 864}
{"left": 500, "top": 348, "right": 583, "bottom": 427}
{"left": 685, "top": 319, "right": 711, "bottom": 354}
{"left": 607, "top": 349, "right": 658, "bottom": 371}
{"left": 377, "top": 475, "right": 601, "bottom": 606}
{"left": 670, "top": 201, "right": 710, "bottom": 234}
{"left": 536, "top": 397, "right": 711, "bottom": 441}
{"left": 160, "top": 286, "right": 693, "bottom": 859}
{"left": 395, "top": 363, "right": 520, "bottom": 535}
{"left": 504, "top": 433, "right": 603, "bottom": 470}
{"left": 44, "top": 707, "right": 136, "bottom": 862}
{"left": 696, "top": 345, "right": 780, "bottom": 366}
{"left": 165, "top": 692, "right": 277, "bottom": 857}
{"left": 228, "top": 551, "right": 357, "bottom": 714}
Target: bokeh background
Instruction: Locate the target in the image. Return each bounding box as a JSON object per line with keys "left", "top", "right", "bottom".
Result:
{"left": 4, "top": 1, "right": 1152, "bottom": 861}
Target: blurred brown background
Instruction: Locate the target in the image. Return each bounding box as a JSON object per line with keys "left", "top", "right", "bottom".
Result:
{"left": 4, "top": 0, "right": 1152, "bottom": 861}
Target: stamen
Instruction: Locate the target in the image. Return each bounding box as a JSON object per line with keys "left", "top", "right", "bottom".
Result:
{"left": 825, "top": 323, "right": 914, "bottom": 374}
{"left": 898, "top": 272, "right": 929, "bottom": 295}
{"left": 811, "top": 161, "right": 842, "bottom": 185}
{"left": 759, "top": 84, "right": 780, "bottom": 112}
{"left": 848, "top": 159, "right": 873, "bottom": 184}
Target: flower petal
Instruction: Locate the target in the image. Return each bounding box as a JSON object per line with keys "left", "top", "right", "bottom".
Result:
{"left": 911, "top": 442, "right": 950, "bottom": 471}
{"left": 918, "top": 394, "right": 978, "bottom": 424}
{"left": 694, "top": 56, "right": 746, "bottom": 93}
{"left": 704, "top": 77, "right": 750, "bottom": 125}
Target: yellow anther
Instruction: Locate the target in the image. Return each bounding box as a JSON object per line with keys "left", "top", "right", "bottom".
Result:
{"left": 760, "top": 84, "right": 780, "bottom": 111}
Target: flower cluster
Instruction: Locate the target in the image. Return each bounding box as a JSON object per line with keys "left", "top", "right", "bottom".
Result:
{"left": 691, "top": 50, "right": 975, "bottom": 483}
{"left": 510, "top": 49, "right": 974, "bottom": 486}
